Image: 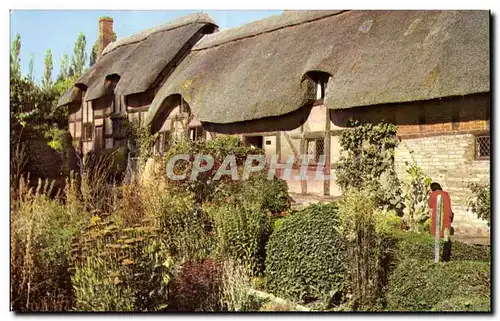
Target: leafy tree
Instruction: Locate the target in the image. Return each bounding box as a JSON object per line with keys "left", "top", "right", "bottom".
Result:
{"left": 42, "top": 49, "right": 53, "bottom": 89}
{"left": 57, "top": 54, "right": 69, "bottom": 81}
{"left": 71, "top": 33, "right": 87, "bottom": 76}
{"left": 11, "top": 33, "right": 21, "bottom": 79}
{"left": 89, "top": 39, "right": 99, "bottom": 67}
{"left": 27, "top": 53, "right": 35, "bottom": 83}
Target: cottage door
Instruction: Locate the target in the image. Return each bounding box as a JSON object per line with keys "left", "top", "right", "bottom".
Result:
{"left": 94, "top": 126, "right": 104, "bottom": 152}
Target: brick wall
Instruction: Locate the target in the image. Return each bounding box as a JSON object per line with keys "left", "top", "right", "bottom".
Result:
{"left": 395, "top": 134, "right": 490, "bottom": 237}
{"left": 331, "top": 93, "right": 491, "bottom": 236}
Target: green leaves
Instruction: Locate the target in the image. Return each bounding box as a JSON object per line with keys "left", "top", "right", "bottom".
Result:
{"left": 265, "top": 203, "right": 347, "bottom": 303}
{"left": 401, "top": 148, "right": 432, "bottom": 232}
{"left": 468, "top": 183, "right": 490, "bottom": 226}
{"left": 387, "top": 259, "right": 490, "bottom": 311}
{"left": 336, "top": 121, "right": 402, "bottom": 215}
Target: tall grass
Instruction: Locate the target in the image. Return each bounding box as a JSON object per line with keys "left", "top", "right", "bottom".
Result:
{"left": 10, "top": 175, "right": 90, "bottom": 311}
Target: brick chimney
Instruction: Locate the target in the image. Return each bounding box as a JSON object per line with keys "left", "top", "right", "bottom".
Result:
{"left": 99, "top": 17, "right": 114, "bottom": 56}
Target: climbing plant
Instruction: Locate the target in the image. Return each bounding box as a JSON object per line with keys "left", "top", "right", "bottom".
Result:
{"left": 400, "top": 145, "right": 432, "bottom": 232}
{"left": 336, "top": 120, "right": 403, "bottom": 214}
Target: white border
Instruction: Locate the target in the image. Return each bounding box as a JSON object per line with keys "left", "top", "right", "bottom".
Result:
{"left": 2, "top": 1, "right": 498, "bottom": 320}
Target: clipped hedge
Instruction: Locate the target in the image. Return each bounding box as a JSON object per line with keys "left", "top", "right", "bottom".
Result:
{"left": 387, "top": 259, "right": 490, "bottom": 311}
{"left": 391, "top": 231, "right": 490, "bottom": 262}
{"left": 265, "top": 203, "right": 347, "bottom": 303}
{"left": 431, "top": 295, "right": 491, "bottom": 312}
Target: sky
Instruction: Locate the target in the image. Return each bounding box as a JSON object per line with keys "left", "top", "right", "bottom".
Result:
{"left": 10, "top": 10, "right": 283, "bottom": 83}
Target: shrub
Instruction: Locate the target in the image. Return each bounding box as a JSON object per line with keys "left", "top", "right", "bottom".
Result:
{"left": 71, "top": 256, "right": 135, "bottom": 311}
{"left": 220, "top": 260, "right": 263, "bottom": 311}
{"left": 168, "top": 258, "right": 223, "bottom": 311}
{"left": 142, "top": 180, "right": 212, "bottom": 260}
{"left": 10, "top": 176, "right": 90, "bottom": 311}
{"left": 390, "top": 230, "right": 490, "bottom": 263}
{"left": 431, "top": 295, "right": 491, "bottom": 312}
{"left": 164, "top": 136, "right": 264, "bottom": 204}
{"left": 71, "top": 217, "right": 174, "bottom": 311}
{"left": 386, "top": 259, "right": 490, "bottom": 311}
{"left": 265, "top": 203, "right": 347, "bottom": 304}
{"left": 401, "top": 148, "right": 432, "bottom": 232}
{"left": 335, "top": 121, "right": 403, "bottom": 214}
{"left": 468, "top": 183, "right": 490, "bottom": 227}
{"left": 241, "top": 172, "right": 290, "bottom": 215}
{"left": 338, "top": 188, "right": 393, "bottom": 310}
{"left": 205, "top": 199, "right": 272, "bottom": 276}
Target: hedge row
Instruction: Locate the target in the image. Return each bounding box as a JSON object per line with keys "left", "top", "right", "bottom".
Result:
{"left": 391, "top": 231, "right": 490, "bottom": 263}
{"left": 387, "top": 259, "right": 490, "bottom": 311}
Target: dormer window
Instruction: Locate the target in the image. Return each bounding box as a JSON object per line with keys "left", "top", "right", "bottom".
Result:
{"left": 306, "top": 71, "right": 331, "bottom": 102}
{"left": 316, "top": 77, "right": 328, "bottom": 100}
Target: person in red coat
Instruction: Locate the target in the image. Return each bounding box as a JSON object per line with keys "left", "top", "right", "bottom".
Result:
{"left": 428, "top": 182, "right": 454, "bottom": 261}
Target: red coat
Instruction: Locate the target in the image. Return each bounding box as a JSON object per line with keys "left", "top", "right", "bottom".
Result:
{"left": 428, "top": 190, "right": 453, "bottom": 238}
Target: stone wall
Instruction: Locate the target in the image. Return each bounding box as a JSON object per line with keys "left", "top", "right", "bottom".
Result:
{"left": 395, "top": 133, "right": 490, "bottom": 237}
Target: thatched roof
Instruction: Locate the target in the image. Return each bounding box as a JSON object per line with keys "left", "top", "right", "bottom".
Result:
{"left": 58, "top": 12, "right": 217, "bottom": 107}
{"left": 145, "top": 10, "right": 489, "bottom": 126}
{"left": 57, "top": 85, "right": 83, "bottom": 106}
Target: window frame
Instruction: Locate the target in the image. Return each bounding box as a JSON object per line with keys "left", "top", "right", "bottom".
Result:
{"left": 82, "top": 122, "right": 93, "bottom": 142}
{"left": 189, "top": 126, "right": 205, "bottom": 141}
{"left": 475, "top": 133, "right": 490, "bottom": 160}
{"left": 305, "top": 137, "right": 325, "bottom": 165}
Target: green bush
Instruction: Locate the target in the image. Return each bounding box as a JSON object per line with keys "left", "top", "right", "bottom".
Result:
{"left": 468, "top": 183, "right": 490, "bottom": 227}
{"left": 335, "top": 121, "right": 403, "bottom": 215}
{"left": 387, "top": 259, "right": 490, "bottom": 311}
{"left": 431, "top": 295, "right": 491, "bottom": 312}
{"left": 213, "top": 172, "right": 290, "bottom": 215}
{"left": 205, "top": 199, "right": 272, "bottom": 276}
{"left": 338, "top": 188, "right": 394, "bottom": 310}
{"left": 265, "top": 203, "right": 347, "bottom": 303}
{"left": 10, "top": 177, "right": 90, "bottom": 311}
{"left": 164, "top": 136, "right": 264, "bottom": 204}
{"left": 391, "top": 231, "right": 490, "bottom": 262}
{"left": 71, "top": 217, "right": 174, "bottom": 311}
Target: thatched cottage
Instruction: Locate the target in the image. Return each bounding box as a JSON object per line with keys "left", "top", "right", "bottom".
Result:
{"left": 57, "top": 13, "right": 218, "bottom": 153}
{"left": 60, "top": 10, "right": 490, "bottom": 236}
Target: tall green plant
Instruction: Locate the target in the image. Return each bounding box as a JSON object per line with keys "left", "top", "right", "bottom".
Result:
{"left": 205, "top": 199, "right": 272, "bottom": 276}
{"left": 468, "top": 183, "right": 490, "bottom": 227}
{"left": 336, "top": 121, "right": 403, "bottom": 214}
{"left": 401, "top": 147, "right": 432, "bottom": 232}
{"left": 71, "top": 33, "right": 87, "bottom": 76}
{"left": 42, "top": 49, "right": 53, "bottom": 89}
{"left": 338, "top": 188, "right": 390, "bottom": 310}
{"left": 11, "top": 33, "right": 21, "bottom": 79}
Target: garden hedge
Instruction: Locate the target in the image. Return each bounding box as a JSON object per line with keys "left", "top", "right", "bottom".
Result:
{"left": 391, "top": 231, "right": 490, "bottom": 262}
{"left": 386, "top": 259, "right": 490, "bottom": 311}
{"left": 265, "top": 203, "right": 347, "bottom": 303}
{"left": 431, "top": 295, "right": 491, "bottom": 312}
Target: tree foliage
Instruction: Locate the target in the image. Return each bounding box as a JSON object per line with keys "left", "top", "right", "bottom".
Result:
{"left": 27, "top": 53, "right": 35, "bottom": 82}
{"left": 71, "top": 33, "right": 87, "bottom": 76}
{"left": 42, "top": 49, "right": 53, "bottom": 89}
{"left": 57, "top": 54, "right": 69, "bottom": 82}
{"left": 468, "top": 183, "right": 490, "bottom": 227}
{"left": 11, "top": 33, "right": 21, "bottom": 79}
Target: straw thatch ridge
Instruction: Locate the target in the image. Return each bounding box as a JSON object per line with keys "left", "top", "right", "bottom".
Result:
{"left": 57, "top": 12, "right": 217, "bottom": 107}
{"left": 145, "top": 10, "right": 489, "bottom": 126}
{"left": 102, "top": 12, "right": 216, "bottom": 55}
